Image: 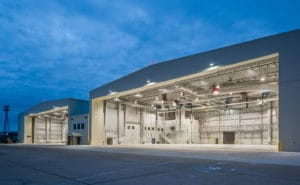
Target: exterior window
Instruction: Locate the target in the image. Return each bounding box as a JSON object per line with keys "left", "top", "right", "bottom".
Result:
{"left": 132, "top": 126, "right": 135, "bottom": 130}
{"left": 152, "top": 127, "right": 154, "bottom": 131}
{"left": 127, "top": 125, "right": 130, "bottom": 129}
{"left": 148, "top": 127, "right": 150, "bottom": 130}
{"left": 81, "top": 123, "right": 84, "bottom": 129}
{"left": 161, "top": 128, "right": 164, "bottom": 132}
{"left": 73, "top": 124, "right": 76, "bottom": 130}
{"left": 77, "top": 123, "right": 80, "bottom": 129}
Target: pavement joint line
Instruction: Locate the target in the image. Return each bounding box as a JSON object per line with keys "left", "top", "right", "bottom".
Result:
{"left": 3, "top": 159, "right": 91, "bottom": 185}
{"left": 89, "top": 162, "right": 191, "bottom": 185}
{"left": 75, "top": 160, "right": 184, "bottom": 181}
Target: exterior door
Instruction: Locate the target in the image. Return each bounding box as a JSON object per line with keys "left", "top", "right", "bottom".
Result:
{"left": 223, "top": 132, "right": 235, "bottom": 144}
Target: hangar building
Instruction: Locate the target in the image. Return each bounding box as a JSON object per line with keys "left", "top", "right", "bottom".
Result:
{"left": 89, "top": 30, "right": 300, "bottom": 152}
{"left": 18, "top": 98, "right": 89, "bottom": 145}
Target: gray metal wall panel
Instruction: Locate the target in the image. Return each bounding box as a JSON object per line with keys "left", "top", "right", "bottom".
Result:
{"left": 90, "top": 30, "right": 300, "bottom": 151}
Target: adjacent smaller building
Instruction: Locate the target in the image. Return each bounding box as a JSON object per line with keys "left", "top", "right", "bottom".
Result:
{"left": 18, "top": 98, "right": 89, "bottom": 145}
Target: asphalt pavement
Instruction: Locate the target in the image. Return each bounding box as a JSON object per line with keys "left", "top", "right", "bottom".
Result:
{"left": 0, "top": 144, "right": 300, "bottom": 185}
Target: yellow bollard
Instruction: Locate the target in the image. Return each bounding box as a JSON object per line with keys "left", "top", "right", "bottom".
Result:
{"left": 278, "top": 142, "right": 282, "bottom": 151}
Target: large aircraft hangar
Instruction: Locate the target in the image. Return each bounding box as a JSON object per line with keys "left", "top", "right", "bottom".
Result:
{"left": 18, "top": 98, "right": 89, "bottom": 144}
{"left": 89, "top": 30, "right": 300, "bottom": 152}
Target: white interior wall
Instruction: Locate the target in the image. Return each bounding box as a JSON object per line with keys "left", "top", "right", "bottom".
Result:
{"left": 197, "top": 101, "right": 278, "bottom": 144}
{"left": 103, "top": 100, "right": 278, "bottom": 145}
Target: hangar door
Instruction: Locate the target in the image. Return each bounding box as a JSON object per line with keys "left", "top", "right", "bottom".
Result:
{"left": 33, "top": 117, "right": 67, "bottom": 143}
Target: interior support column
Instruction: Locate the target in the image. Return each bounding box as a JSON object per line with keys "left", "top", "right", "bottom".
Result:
{"left": 103, "top": 100, "right": 107, "bottom": 144}
{"left": 123, "top": 104, "right": 126, "bottom": 139}
{"left": 48, "top": 118, "right": 51, "bottom": 142}
{"left": 261, "top": 104, "right": 264, "bottom": 144}
{"left": 179, "top": 107, "right": 182, "bottom": 130}
{"left": 117, "top": 102, "right": 120, "bottom": 144}
{"left": 32, "top": 117, "right": 35, "bottom": 144}
{"left": 238, "top": 109, "right": 241, "bottom": 144}
{"left": 140, "top": 108, "right": 143, "bottom": 144}
{"left": 270, "top": 101, "right": 273, "bottom": 144}
{"left": 45, "top": 117, "right": 48, "bottom": 143}
{"left": 218, "top": 111, "right": 221, "bottom": 144}
{"left": 155, "top": 108, "right": 158, "bottom": 144}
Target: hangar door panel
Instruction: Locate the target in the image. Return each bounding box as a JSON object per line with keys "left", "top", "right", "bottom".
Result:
{"left": 34, "top": 117, "right": 46, "bottom": 143}
{"left": 49, "top": 119, "right": 63, "bottom": 143}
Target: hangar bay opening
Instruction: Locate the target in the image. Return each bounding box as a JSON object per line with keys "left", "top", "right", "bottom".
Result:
{"left": 102, "top": 55, "right": 279, "bottom": 145}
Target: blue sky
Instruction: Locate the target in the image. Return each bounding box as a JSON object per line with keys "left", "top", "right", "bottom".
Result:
{"left": 0, "top": 0, "right": 299, "bottom": 131}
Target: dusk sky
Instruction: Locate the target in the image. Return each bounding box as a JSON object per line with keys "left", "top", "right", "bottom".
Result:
{"left": 0, "top": 0, "right": 299, "bottom": 131}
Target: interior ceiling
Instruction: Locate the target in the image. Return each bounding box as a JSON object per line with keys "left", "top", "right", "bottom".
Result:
{"left": 31, "top": 108, "right": 68, "bottom": 120}
{"left": 108, "top": 56, "right": 279, "bottom": 111}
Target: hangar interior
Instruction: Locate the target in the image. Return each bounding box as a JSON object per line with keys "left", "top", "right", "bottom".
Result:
{"left": 102, "top": 55, "right": 279, "bottom": 145}
{"left": 25, "top": 106, "right": 68, "bottom": 144}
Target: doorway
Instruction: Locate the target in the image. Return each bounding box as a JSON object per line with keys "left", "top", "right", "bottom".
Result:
{"left": 223, "top": 132, "right": 235, "bottom": 144}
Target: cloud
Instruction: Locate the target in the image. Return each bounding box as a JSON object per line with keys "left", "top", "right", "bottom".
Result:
{"left": 0, "top": 0, "right": 287, "bottom": 130}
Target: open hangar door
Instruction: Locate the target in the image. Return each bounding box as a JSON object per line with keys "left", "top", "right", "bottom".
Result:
{"left": 31, "top": 108, "right": 68, "bottom": 144}
{"left": 102, "top": 54, "right": 279, "bottom": 146}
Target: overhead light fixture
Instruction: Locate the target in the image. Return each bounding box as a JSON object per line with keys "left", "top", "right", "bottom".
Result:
{"left": 134, "top": 100, "right": 138, "bottom": 104}
{"left": 247, "top": 68, "right": 256, "bottom": 77}
{"left": 155, "top": 96, "right": 159, "bottom": 100}
{"left": 260, "top": 77, "right": 265, "bottom": 82}
{"left": 146, "top": 80, "right": 156, "bottom": 86}
{"left": 180, "top": 92, "right": 184, "bottom": 96}
{"left": 151, "top": 104, "right": 154, "bottom": 107}
{"left": 207, "top": 66, "right": 219, "bottom": 71}
{"left": 257, "top": 99, "right": 264, "bottom": 105}
{"left": 114, "top": 97, "right": 120, "bottom": 102}
{"left": 134, "top": 93, "right": 143, "bottom": 98}
{"left": 212, "top": 84, "right": 220, "bottom": 95}
{"left": 109, "top": 90, "right": 117, "bottom": 95}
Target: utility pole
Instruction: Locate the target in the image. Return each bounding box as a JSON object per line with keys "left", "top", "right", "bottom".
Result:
{"left": 3, "top": 105, "right": 9, "bottom": 135}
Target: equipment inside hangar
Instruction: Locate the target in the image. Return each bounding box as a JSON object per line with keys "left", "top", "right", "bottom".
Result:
{"left": 102, "top": 55, "right": 279, "bottom": 145}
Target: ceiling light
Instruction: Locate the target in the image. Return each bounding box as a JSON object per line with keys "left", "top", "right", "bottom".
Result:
{"left": 134, "top": 100, "right": 138, "bottom": 104}
{"left": 155, "top": 96, "right": 159, "bottom": 100}
{"left": 260, "top": 77, "right": 265, "bottom": 82}
{"left": 180, "top": 92, "right": 184, "bottom": 96}
{"left": 212, "top": 84, "right": 220, "bottom": 95}
{"left": 146, "top": 80, "right": 156, "bottom": 86}
{"left": 134, "top": 93, "right": 143, "bottom": 98}
{"left": 114, "top": 97, "right": 120, "bottom": 102}
{"left": 109, "top": 90, "right": 117, "bottom": 95}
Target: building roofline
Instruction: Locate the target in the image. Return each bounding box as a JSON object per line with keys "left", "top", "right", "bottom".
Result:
{"left": 90, "top": 29, "right": 299, "bottom": 95}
